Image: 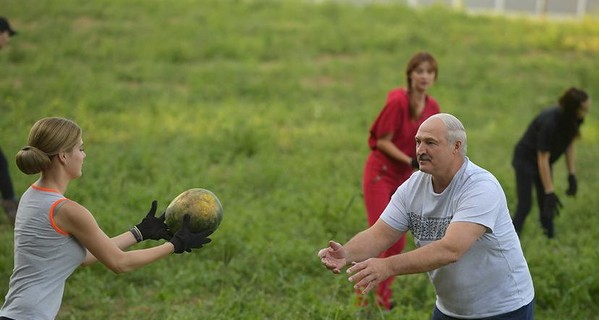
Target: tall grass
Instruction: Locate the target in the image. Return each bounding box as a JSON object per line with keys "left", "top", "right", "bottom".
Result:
{"left": 1, "top": 0, "right": 598, "bottom": 319}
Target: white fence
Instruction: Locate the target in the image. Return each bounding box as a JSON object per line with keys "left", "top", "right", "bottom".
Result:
{"left": 406, "top": 0, "right": 599, "bottom": 19}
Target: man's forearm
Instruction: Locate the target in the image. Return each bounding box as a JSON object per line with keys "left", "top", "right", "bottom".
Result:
{"left": 387, "top": 240, "right": 457, "bottom": 276}
{"left": 344, "top": 221, "right": 402, "bottom": 263}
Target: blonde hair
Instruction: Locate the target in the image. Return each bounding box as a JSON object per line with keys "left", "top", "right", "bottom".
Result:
{"left": 16, "top": 117, "right": 82, "bottom": 175}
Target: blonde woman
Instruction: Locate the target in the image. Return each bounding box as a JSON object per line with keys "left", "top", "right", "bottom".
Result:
{"left": 0, "top": 117, "right": 212, "bottom": 320}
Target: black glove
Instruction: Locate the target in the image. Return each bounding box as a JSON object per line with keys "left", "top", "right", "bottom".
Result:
{"left": 542, "top": 192, "right": 563, "bottom": 220}
{"left": 566, "top": 174, "right": 577, "bottom": 197}
{"left": 411, "top": 158, "right": 419, "bottom": 170}
{"left": 170, "top": 214, "right": 213, "bottom": 254}
{"left": 134, "top": 200, "right": 171, "bottom": 241}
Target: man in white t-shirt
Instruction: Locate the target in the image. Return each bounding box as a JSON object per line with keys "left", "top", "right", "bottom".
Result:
{"left": 318, "top": 113, "right": 534, "bottom": 319}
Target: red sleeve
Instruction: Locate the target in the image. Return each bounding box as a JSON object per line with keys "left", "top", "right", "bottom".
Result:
{"left": 368, "top": 89, "right": 408, "bottom": 149}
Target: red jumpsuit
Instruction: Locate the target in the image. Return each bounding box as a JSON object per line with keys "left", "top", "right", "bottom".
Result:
{"left": 362, "top": 88, "right": 440, "bottom": 309}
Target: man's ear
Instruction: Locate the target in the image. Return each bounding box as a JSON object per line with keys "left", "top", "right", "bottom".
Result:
{"left": 454, "top": 141, "right": 462, "bottom": 154}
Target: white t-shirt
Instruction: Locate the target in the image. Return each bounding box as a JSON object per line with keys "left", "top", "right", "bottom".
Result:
{"left": 381, "top": 158, "right": 534, "bottom": 318}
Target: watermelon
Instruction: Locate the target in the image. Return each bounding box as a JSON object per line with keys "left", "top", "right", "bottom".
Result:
{"left": 165, "top": 188, "right": 223, "bottom": 234}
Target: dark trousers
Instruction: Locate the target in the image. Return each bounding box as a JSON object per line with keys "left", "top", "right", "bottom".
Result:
{"left": 0, "top": 147, "right": 15, "bottom": 200}
{"left": 512, "top": 165, "right": 554, "bottom": 238}
{"left": 431, "top": 299, "right": 534, "bottom": 320}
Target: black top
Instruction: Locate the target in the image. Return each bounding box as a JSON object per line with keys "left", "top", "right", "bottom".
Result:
{"left": 512, "top": 106, "right": 582, "bottom": 171}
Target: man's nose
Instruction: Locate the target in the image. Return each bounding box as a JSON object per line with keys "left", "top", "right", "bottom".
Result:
{"left": 415, "top": 143, "right": 424, "bottom": 155}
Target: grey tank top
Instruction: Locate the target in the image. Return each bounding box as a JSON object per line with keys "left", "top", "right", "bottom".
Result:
{"left": 0, "top": 185, "right": 86, "bottom": 320}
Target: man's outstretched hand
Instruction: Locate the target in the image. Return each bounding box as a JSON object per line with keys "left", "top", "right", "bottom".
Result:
{"left": 347, "top": 258, "right": 393, "bottom": 295}
{"left": 317, "top": 241, "right": 347, "bottom": 274}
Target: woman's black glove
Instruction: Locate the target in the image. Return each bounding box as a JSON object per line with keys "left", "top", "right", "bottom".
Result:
{"left": 132, "top": 200, "right": 171, "bottom": 242}
{"left": 411, "top": 158, "right": 419, "bottom": 170}
{"left": 566, "top": 174, "right": 577, "bottom": 197}
{"left": 170, "top": 214, "right": 213, "bottom": 254}
{"left": 542, "top": 192, "right": 563, "bottom": 220}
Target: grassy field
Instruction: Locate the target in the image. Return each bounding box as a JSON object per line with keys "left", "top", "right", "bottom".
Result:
{"left": 1, "top": 0, "right": 598, "bottom": 319}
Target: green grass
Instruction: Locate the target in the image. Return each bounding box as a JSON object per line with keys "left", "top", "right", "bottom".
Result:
{"left": 1, "top": 0, "right": 598, "bottom": 319}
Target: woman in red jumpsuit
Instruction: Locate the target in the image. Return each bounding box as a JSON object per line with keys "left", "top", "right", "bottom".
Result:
{"left": 361, "top": 51, "right": 440, "bottom": 310}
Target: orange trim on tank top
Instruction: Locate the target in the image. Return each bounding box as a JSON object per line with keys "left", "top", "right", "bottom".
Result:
{"left": 31, "top": 184, "right": 61, "bottom": 194}
{"left": 49, "top": 198, "right": 70, "bottom": 236}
